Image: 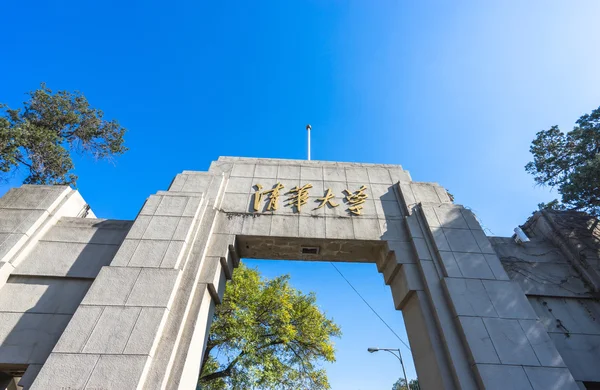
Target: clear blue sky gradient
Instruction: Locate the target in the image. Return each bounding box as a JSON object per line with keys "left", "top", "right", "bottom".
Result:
{"left": 2, "top": 1, "right": 600, "bottom": 388}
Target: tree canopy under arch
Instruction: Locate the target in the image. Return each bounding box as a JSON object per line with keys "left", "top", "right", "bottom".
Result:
{"left": 198, "top": 263, "right": 341, "bottom": 390}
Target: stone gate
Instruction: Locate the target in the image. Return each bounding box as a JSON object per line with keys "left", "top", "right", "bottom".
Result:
{"left": 0, "top": 157, "right": 597, "bottom": 389}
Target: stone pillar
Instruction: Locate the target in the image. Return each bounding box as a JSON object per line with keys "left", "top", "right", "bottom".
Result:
{"left": 378, "top": 182, "right": 469, "bottom": 389}
{"left": 0, "top": 185, "right": 91, "bottom": 290}
{"left": 390, "top": 181, "right": 579, "bottom": 390}
{"left": 29, "top": 184, "right": 208, "bottom": 389}
{"left": 0, "top": 185, "right": 94, "bottom": 389}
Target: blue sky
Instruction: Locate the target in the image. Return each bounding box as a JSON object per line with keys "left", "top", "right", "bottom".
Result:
{"left": 2, "top": 1, "right": 600, "bottom": 388}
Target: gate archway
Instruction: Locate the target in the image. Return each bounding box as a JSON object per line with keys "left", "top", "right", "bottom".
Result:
{"left": 8, "top": 157, "right": 576, "bottom": 389}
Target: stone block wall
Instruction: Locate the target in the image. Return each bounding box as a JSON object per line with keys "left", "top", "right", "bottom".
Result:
{"left": 0, "top": 186, "right": 132, "bottom": 389}
{"left": 491, "top": 211, "right": 600, "bottom": 389}
{"left": 30, "top": 190, "right": 208, "bottom": 390}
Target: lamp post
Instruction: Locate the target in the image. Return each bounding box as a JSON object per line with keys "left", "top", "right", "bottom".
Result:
{"left": 367, "top": 347, "right": 409, "bottom": 389}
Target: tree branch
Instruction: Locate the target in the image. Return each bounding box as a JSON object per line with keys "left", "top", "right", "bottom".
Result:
{"left": 200, "top": 339, "right": 216, "bottom": 375}
{"left": 199, "top": 339, "right": 287, "bottom": 383}
{"left": 15, "top": 156, "right": 32, "bottom": 169}
{"left": 199, "top": 351, "right": 245, "bottom": 382}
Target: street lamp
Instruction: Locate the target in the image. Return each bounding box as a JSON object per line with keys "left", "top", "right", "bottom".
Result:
{"left": 367, "top": 347, "right": 409, "bottom": 389}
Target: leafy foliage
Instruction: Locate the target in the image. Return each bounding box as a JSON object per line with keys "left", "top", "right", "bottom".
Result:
{"left": 392, "top": 378, "right": 420, "bottom": 390}
{"left": 537, "top": 199, "right": 567, "bottom": 213}
{"left": 198, "top": 263, "right": 341, "bottom": 390}
{"left": 525, "top": 106, "right": 600, "bottom": 215}
{"left": 0, "top": 83, "right": 127, "bottom": 185}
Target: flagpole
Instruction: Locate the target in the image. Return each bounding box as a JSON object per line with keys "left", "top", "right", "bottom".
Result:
{"left": 306, "top": 124, "right": 311, "bottom": 161}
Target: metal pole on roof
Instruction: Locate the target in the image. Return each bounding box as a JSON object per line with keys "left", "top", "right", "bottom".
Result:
{"left": 306, "top": 124, "right": 311, "bottom": 160}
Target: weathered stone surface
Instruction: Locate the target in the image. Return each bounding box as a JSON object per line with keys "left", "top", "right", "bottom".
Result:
{"left": 323, "top": 166, "right": 346, "bottom": 182}
{"left": 155, "top": 195, "right": 189, "bottom": 216}
{"left": 549, "top": 333, "right": 600, "bottom": 382}
{"left": 438, "top": 251, "right": 462, "bottom": 277}
{"left": 493, "top": 236, "right": 593, "bottom": 297}
{"left": 82, "top": 267, "right": 141, "bottom": 306}
{"left": 270, "top": 215, "right": 299, "bottom": 237}
{"left": 54, "top": 306, "right": 104, "bottom": 353}
{"left": 471, "top": 229, "right": 496, "bottom": 254}
{"left": 476, "top": 364, "right": 533, "bottom": 390}
{"left": 352, "top": 217, "right": 380, "bottom": 240}
{"left": 431, "top": 227, "right": 451, "bottom": 251}
{"left": 411, "top": 237, "right": 431, "bottom": 260}
{"left": 18, "top": 364, "right": 42, "bottom": 389}
{"left": 143, "top": 216, "right": 181, "bottom": 240}
{"left": 482, "top": 317, "right": 539, "bottom": 365}
{"left": 299, "top": 215, "right": 326, "bottom": 238}
{"left": 161, "top": 240, "right": 186, "bottom": 268}
{"left": 242, "top": 214, "right": 272, "bottom": 235}
{"left": 123, "top": 307, "right": 168, "bottom": 356}
{"left": 370, "top": 184, "right": 396, "bottom": 201}
{"left": 389, "top": 264, "right": 423, "bottom": 309}
{"left": 42, "top": 218, "right": 131, "bottom": 244}
{"left": 127, "top": 239, "right": 169, "bottom": 267}
{"left": 376, "top": 200, "right": 403, "bottom": 219}
{"left": 225, "top": 176, "right": 253, "bottom": 194}
{"left": 379, "top": 218, "right": 409, "bottom": 241}
{"left": 325, "top": 217, "right": 355, "bottom": 239}
{"left": 181, "top": 173, "right": 214, "bottom": 193}
{"left": 434, "top": 206, "right": 469, "bottom": 229}
{"left": 444, "top": 228, "right": 481, "bottom": 253}
{"left": 411, "top": 183, "right": 441, "bottom": 203}
{"left": 386, "top": 240, "right": 417, "bottom": 264}
{"left": 85, "top": 354, "right": 149, "bottom": 390}
{"left": 126, "top": 268, "right": 180, "bottom": 307}
{"left": 443, "top": 277, "right": 498, "bottom": 317}
{"left": 519, "top": 319, "right": 566, "bottom": 367}
{"left": 483, "top": 280, "right": 537, "bottom": 319}
{"left": 530, "top": 297, "right": 600, "bottom": 335}
{"left": 453, "top": 252, "right": 495, "bottom": 279}
{"left": 483, "top": 253, "right": 510, "bottom": 280}
{"left": 523, "top": 366, "right": 579, "bottom": 390}
{"left": 0, "top": 277, "right": 91, "bottom": 314}
{"left": 301, "top": 166, "right": 323, "bottom": 181}
{"left": 458, "top": 316, "right": 500, "bottom": 364}
{"left": 344, "top": 166, "right": 369, "bottom": 183}
{"left": 15, "top": 241, "right": 118, "bottom": 278}
{"left": 0, "top": 186, "right": 68, "bottom": 211}
{"left": 29, "top": 353, "right": 100, "bottom": 390}
{"left": 200, "top": 256, "right": 227, "bottom": 304}
{"left": 82, "top": 306, "right": 141, "bottom": 354}
{"left": 276, "top": 164, "right": 300, "bottom": 180}
{"left": 0, "top": 312, "right": 70, "bottom": 364}
{"left": 254, "top": 164, "right": 278, "bottom": 178}
{"left": 367, "top": 167, "right": 392, "bottom": 184}
{"left": 232, "top": 163, "right": 255, "bottom": 177}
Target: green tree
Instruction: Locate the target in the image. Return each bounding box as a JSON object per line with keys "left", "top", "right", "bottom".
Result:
{"left": 198, "top": 263, "right": 341, "bottom": 390}
{"left": 392, "top": 378, "right": 420, "bottom": 390}
{"left": 525, "top": 106, "right": 600, "bottom": 215}
{"left": 0, "top": 83, "right": 127, "bottom": 185}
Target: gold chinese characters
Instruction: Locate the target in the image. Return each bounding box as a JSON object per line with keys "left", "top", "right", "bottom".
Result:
{"left": 343, "top": 185, "right": 368, "bottom": 215}
{"left": 253, "top": 183, "right": 285, "bottom": 211}
{"left": 252, "top": 183, "right": 368, "bottom": 215}
{"left": 285, "top": 184, "right": 313, "bottom": 212}
{"left": 315, "top": 188, "right": 339, "bottom": 209}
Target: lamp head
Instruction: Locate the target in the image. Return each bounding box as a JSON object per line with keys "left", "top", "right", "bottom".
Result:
{"left": 367, "top": 347, "right": 378, "bottom": 353}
